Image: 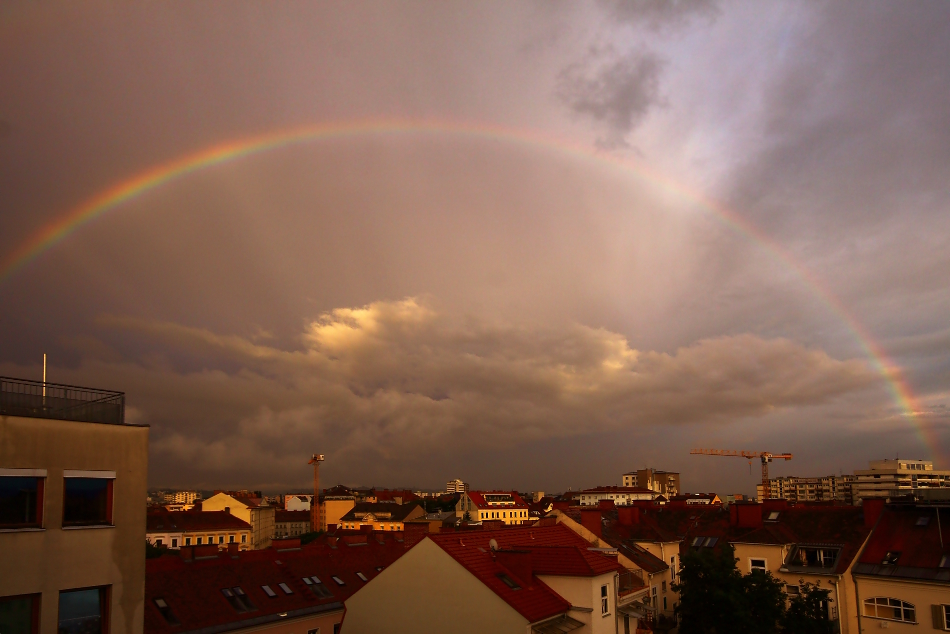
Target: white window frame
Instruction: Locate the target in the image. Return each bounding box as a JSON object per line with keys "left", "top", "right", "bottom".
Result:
{"left": 749, "top": 558, "right": 767, "bottom": 573}
{"left": 862, "top": 597, "right": 916, "bottom": 624}
{"left": 601, "top": 585, "right": 609, "bottom": 616}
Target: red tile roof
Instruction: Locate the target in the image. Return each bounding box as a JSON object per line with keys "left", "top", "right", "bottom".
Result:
{"left": 466, "top": 490, "right": 529, "bottom": 509}
{"left": 146, "top": 510, "right": 251, "bottom": 533}
{"left": 429, "top": 523, "right": 624, "bottom": 623}
{"left": 854, "top": 505, "right": 950, "bottom": 582}
{"left": 145, "top": 533, "right": 411, "bottom": 634}
{"left": 579, "top": 486, "right": 657, "bottom": 495}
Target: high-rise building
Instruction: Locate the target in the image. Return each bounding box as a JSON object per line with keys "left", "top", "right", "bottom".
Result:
{"left": 757, "top": 474, "right": 856, "bottom": 504}
{"left": 446, "top": 478, "right": 469, "bottom": 494}
{"left": 854, "top": 459, "right": 950, "bottom": 503}
{"left": 1, "top": 375, "right": 149, "bottom": 634}
{"left": 623, "top": 469, "right": 680, "bottom": 497}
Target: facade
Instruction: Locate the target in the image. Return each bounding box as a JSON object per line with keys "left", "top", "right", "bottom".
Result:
{"left": 854, "top": 459, "right": 950, "bottom": 503}
{"left": 578, "top": 486, "right": 657, "bottom": 507}
{"left": 283, "top": 494, "right": 312, "bottom": 511}
{"left": 756, "top": 474, "right": 855, "bottom": 504}
{"left": 146, "top": 509, "right": 251, "bottom": 550}
{"left": 274, "top": 510, "right": 311, "bottom": 538}
{"left": 338, "top": 501, "right": 425, "bottom": 531}
{"left": 0, "top": 375, "right": 149, "bottom": 634}
{"left": 446, "top": 478, "right": 469, "bottom": 494}
{"left": 320, "top": 495, "right": 356, "bottom": 532}
{"left": 201, "top": 492, "right": 276, "bottom": 550}
{"left": 623, "top": 469, "right": 680, "bottom": 497}
{"left": 456, "top": 491, "right": 530, "bottom": 525}
{"left": 163, "top": 491, "right": 199, "bottom": 505}
{"left": 343, "top": 524, "right": 640, "bottom": 634}
{"left": 851, "top": 502, "right": 950, "bottom": 632}
{"left": 669, "top": 493, "right": 721, "bottom": 505}
{"left": 145, "top": 532, "right": 413, "bottom": 634}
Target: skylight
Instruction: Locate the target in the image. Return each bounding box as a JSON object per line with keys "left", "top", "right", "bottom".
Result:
{"left": 498, "top": 573, "right": 521, "bottom": 590}
{"left": 915, "top": 516, "right": 930, "bottom": 527}
{"left": 703, "top": 537, "right": 718, "bottom": 548}
{"left": 356, "top": 572, "right": 368, "bottom": 582}
{"left": 332, "top": 576, "right": 346, "bottom": 586}
{"left": 940, "top": 555, "right": 950, "bottom": 569}
{"left": 221, "top": 588, "right": 255, "bottom": 613}
{"left": 767, "top": 511, "right": 780, "bottom": 521}
{"left": 278, "top": 583, "right": 293, "bottom": 595}
{"left": 261, "top": 585, "right": 277, "bottom": 598}
{"left": 153, "top": 598, "right": 180, "bottom": 626}
{"left": 691, "top": 537, "right": 703, "bottom": 547}
{"left": 882, "top": 551, "right": 900, "bottom": 565}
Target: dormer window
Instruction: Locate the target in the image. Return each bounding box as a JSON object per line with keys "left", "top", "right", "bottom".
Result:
{"left": 882, "top": 551, "right": 900, "bottom": 565}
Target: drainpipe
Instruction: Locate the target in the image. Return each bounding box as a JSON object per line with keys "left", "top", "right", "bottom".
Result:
{"left": 833, "top": 577, "right": 842, "bottom": 634}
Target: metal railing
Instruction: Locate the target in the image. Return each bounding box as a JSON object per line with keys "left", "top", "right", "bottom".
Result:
{"left": 0, "top": 376, "right": 125, "bottom": 425}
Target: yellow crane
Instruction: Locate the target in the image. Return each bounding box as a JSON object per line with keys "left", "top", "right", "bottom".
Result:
{"left": 690, "top": 449, "right": 793, "bottom": 500}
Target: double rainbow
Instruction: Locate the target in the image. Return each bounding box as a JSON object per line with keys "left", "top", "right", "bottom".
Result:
{"left": 0, "top": 118, "right": 937, "bottom": 458}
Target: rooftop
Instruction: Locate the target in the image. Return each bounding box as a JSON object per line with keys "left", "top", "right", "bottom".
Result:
{"left": 147, "top": 510, "right": 252, "bottom": 533}
{"left": 0, "top": 375, "right": 129, "bottom": 426}
{"left": 853, "top": 505, "right": 950, "bottom": 582}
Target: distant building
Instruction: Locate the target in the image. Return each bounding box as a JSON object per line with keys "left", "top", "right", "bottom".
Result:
{"left": 1, "top": 375, "right": 148, "bottom": 634}
{"left": 577, "top": 486, "right": 657, "bottom": 506}
{"left": 284, "top": 494, "right": 312, "bottom": 511}
{"left": 756, "top": 474, "right": 856, "bottom": 504}
{"left": 201, "top": 491, "right": 275, "bottom": 550}
{"left": 338, "top": 501, "right": 426, "bottom": 531}
{"left": 624, "top": 468, "right": 681, "bottom": 497}
{"left": 274, "top": 510, "right": 311, "bottom": 537}
{"left": 163, "top": 490, "right": 200, "bottom": 505}
{"left": 147, "top": 509, "right": 251, "bottom": 550}
{"left": 854, "top": 459, "right": 950, "bottom": 503}
{"left": 456, "top": 491, "right": 530, "bottom": 525}
{"left": 320, "top": 494, "right": 356, "bottom": 532}
{"left": 446, "top": 478, "right": 469, "bottom": 494}
{"left": 669, "top": 493, "right": 721, "bottom": 505}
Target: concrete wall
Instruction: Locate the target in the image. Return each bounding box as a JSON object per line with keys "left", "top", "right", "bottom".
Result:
{"left": 343, "top": 538, "right": 529, "bottom": 634}
{"left": 0, "top": 414, "right": 149, "bottom": 634}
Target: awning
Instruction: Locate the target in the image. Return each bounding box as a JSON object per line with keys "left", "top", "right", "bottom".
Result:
{"left": 531, "top": 614, "right": 585, "bottom": 634}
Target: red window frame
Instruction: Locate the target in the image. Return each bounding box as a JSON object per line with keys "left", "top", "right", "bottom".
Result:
{"left": 0, "top": 476, "right": 45, "bottom": 529}
{"left": 0, "top": 593, "right": 41, "bottom": 634}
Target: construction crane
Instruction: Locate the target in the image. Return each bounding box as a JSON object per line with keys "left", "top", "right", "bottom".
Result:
{"left": 308, "top": 454, "right": 325, "bottom": 534}
{"left": 690, "top": 449, "right": 792, "bottom": 500}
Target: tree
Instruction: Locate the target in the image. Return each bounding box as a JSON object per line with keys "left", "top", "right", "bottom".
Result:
{"left": 782, "top": 581, "right": 835, "bottom": 634}
{"left": 673, "top": 543, "right": 785, "bottom": 634}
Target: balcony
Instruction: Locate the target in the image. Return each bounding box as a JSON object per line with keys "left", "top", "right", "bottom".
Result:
{"left": 0, "top": 376, "right": 125, "bottom": 425}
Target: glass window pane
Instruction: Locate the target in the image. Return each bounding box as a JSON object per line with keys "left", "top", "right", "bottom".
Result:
{"left": 0, "top": 478, "right": 40, "bottom": 526}
{"left": 63, "top": 479, "right": 110, "bottom": 526}
{"left": 0, "top": 595, "right": 36, "bottom": 634}
{"left": 58, "top": 588, "right": 102, "bottom": 634}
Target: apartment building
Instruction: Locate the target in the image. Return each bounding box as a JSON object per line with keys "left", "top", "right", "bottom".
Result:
{"left": 320, "top": 493, "right": 356, "bottom": 532}
{"left": 623, "top": 469, "right": 680, "bottom": 497}
{"left": 0, "top": 375, "right": 149, "bottom": 634}
{"left": 446, "top": 478, "right": 469, "bottom": 494}
{"left": 577, "top": 486, "right": 657, "bottom": 507}
{"left": 456, "top": 491, "right": 530, "bottom": 525}
{"left": 274, "top": 510, "right": 311, "bottom": 537}
{"left": 283, "top": 494, "right": 312, "bottom": 511}
{"left": 343, "top": 524, "right": 643, "bottom": 634}
{"left": 146, "top": 509, "right": 251, "bottom": 550}
{"left": 851, "top": 502, "right": 950, "bottom": 631}
{"left": 756, "top": 474, "right": 856, "bottom": 504}
{"left": 338, "top": 501, "right": 425, "bottom": 531}
{"left": 162, "top": 491, "right": 199, "bottom": 505}
{"left": 854, "top": 459, "right": 950, "bottom": 503}
{"left": 201, "top": 491, "right": 275, "bottom": 549}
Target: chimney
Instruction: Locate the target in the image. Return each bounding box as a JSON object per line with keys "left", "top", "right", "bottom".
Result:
{"left": 482, "top": 520, "right": 505, "bottom": 531}
{"left": 193, "top": 544, "right": 220, "bottom": 559}
{"left": 617, "top": 506, "right": 640, "bottom": 526}
{"left": 730, "top": 503, "right": 763, "bottom": 529}
{"left": 273, "top": 537, "right": 301, "bottom": 550}
{"left": 496, "top": 549, "right": 533, "bottom": 588}
{"left": 762, "top": 499, "right": 788, "bottom": 512}
{"left": 862, "top": 498, "right": 885, "bottom": 528}
{"left": 227, "top": 543, "right": 240, "bottom": 556}
{"left": 598, "top": 499, "right": 616, "bottom": 511}
{"left": 581, "top": 509, "right": 602, "bottom": 538}
{"left": 553, "top": 500, "right": 570, "bottom": 511}
{"left": 180, "top": 545, "right": 195, "bottom": 562}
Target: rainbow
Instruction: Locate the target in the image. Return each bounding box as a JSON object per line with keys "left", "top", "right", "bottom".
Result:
{"left": 0, "top": 118, "right": 939, "bottom": 458}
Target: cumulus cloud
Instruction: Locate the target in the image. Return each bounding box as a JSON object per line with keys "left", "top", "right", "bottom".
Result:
{"left": 74, "top": 298, "right": 877, "bottom": 485}
{"left": 557, "top": 47, "right": 666, "bottom": 149}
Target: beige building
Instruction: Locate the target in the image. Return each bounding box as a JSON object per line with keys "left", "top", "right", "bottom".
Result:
{"left": 338, "top": 501, "right": 425, "bottom": 531}
{"left": 757, "top": 474, "right": 855, "bottom": 504}
{"left": 146, "top": 510, "right": 251, "bottom": 550}
{"left": 456, "top": 491, "right": 530, "bottom": 525}
{"left": 162, "top": 490, "right": 199, "bottom": 505}
{"left": 446, "top": 478, "right": 469, "bottom": 494}
{"left": 273, "top": 510, "right": 310, "bottom": 537}
{"left": 578, "top": 486, "right": 657, "bottom": 507}
{"left": 623, "top": 469, "right": 680, "bottom": 497}
{"left": 201, "top": 491, "right": 275, "bottom": 549}
{"left": 854, "top": 459, "right": 950, "bottom": 503}
{"left": 320, "top": 494, "right": 356, "bottom": 531}
{"left": 1, "top": 375, "right": 148, "bottom": 634}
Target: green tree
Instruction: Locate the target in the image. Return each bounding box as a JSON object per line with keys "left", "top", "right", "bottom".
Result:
{"left": 782, "top": 581, "right": 835, "bottom": 634}
{"left": 673, "top": 543, "right": 786, "bottom": 634}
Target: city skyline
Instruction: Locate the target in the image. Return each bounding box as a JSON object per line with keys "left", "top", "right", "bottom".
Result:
{"left": 1, "top": 1, "right": 948, "bottom": 494}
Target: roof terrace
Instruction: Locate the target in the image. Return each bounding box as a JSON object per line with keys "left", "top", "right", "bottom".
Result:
{"left": 0, "top": 375, "right": 126, "bottom": 425}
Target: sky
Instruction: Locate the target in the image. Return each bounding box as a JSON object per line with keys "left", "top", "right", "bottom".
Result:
{"left": 1, "top": 1, "right": 948, "bottom": 495}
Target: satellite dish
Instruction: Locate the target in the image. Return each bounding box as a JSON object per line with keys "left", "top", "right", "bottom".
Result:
{"left": 489, "top": 538, "right": 499, "bottom": 551}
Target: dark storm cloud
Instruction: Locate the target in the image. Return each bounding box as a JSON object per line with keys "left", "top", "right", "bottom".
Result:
{"left": 599, "top": 0, "right": 719, "bottom": 31}
{"left": 0, "top": 298, "right": 872, "bottom": 488}
{"left": 556, "top": 47, "right": 665, "bottom": 149}
{"left": 0, "top": 119, "right": 10, "bottom": 139}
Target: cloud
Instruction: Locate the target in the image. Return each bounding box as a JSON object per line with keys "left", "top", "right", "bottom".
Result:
{"left": 0, "top": 119, "right": 10, "bottom": 139}
{"left": 73, "top": 298, "right": 877, "bottom": 485}
{"left": 557, "top": 47, "right": 666, "bottom": 149}
{"left": 599, "top": 0, "right": 719, "bottom": 31}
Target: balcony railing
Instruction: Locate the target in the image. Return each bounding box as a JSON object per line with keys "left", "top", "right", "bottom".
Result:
{"left": 0, "top": 376, "right": 125, "bottom": 425}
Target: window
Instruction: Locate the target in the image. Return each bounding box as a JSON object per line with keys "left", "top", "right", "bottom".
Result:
{"left": 0, "top": 593, "right": 40, "bottom": 634}
{"left": 601, "top": 585, "right": 609, "bottom": 615}
{"left": 767, "top": 511, "right": 780, "bottom": 521}
{"left": 307, "top": 629, "right": 320, "bottom": 634}
{"left": 331, "top": 576, "right": 345, "bottom": 586}
{"left": 786, "top": 585, "right": 800, "bottom": 596}
{"left": 356, "top": 572, "right": 368, "bottom": 582}
{"left": 498, "top": 574, "right": 521, "bottom": 590}
{"left": 196, "top": 537, "right": 202, "bottom": 545}
{"left": 154, "top": 539, "right": 163, "bottom": 546}
{"left": 0, "top": 472, "right": 45, "bottom": 529}
{"left": 278, "top": 583, "right": 292, "bottom": 595}
{"left": 935, "top": 605, "right": 950, "bottom": 630}
{"left": 663, "top": 597, "right": 668, "bottom": 610}
{"left": 703, "top": 537, "right": 718, "bottom": 548}
{"left": 790, "top": 547, "right": 839, "bottom": 569}
{"left": 690, "top": 537, "right": 703, "bottom": 548}
{"left": 241, "top": 534, "right": 247, "bottom": 543}
{"left": 218, "top": 535, "right": 224, "bottom": 544}
{"left": 915, "top": 516, "right": 930, "bottom": 527}
{"left": 302, "top": 577, "right": 333, "bottom": 599}
{"left": 62, "top": 474, "right": 113, "bottom": 527}
{"left": 228, "top": 535, "right": 234, "bottom": 543}
{"left": 750, "top": 558, "right": 767, "bottom": 573}
{"left": 661, "top": 581, "right": 666, "bottom": 592}
{"left": 171, "top": 538, "right": 178, "bottom": 548}
{"left": 184, "top": 537, "right": 191, "bottom": 546}
{"left": 882, "top": 551, "right": 900, "bottom": 565}
{"left": 863, "top": 597, "right": 915, "bottom": 623}
{"left": 153, "top": 598, "right": 180, "bottom": 626}
{"left": 59, "top": 587, "right": 108, "bottom": 634}
{"left": 220, "top": 588, "right": 255, "bottom": 613}
{"left": 670, "top": 556, "right": 677, "bottom": 581}
{"left": 261, "top": 585, "right": 277, "bottom": 598}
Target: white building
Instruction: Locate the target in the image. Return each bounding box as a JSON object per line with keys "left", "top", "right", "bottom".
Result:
{"left": 284, "top": 494, "right": 312, "bottom": 511}
{"left": 577, "top": 486, "right": 657, "bottom": 506}
{"left": 854, "top": 459, "right": 949, "bottom": 503}
{"left": 446, "top": 479, "right": 469, "bottom": 494}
